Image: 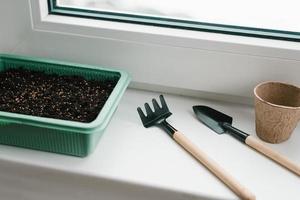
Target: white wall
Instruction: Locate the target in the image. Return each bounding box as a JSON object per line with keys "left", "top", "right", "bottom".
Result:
{"left": 1, "top": 0, "right": 300, "bottom": 102}
{"left": 0, "top": 0, "right": 31, "bottom": 52}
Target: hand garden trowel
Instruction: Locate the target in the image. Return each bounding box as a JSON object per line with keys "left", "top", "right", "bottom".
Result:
{"left": 193, "top": 105, "right": 300, "bottom": 176}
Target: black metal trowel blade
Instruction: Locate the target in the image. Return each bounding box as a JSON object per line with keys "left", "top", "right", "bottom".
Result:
{"left": 192, "top": 105, "right": 233, "bottom": 134}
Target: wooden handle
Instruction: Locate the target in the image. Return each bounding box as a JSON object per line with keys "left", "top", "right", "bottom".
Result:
{"left": 173, "top": 131, "right": 256, "bottom": 200}
{"left": 245, "top": 136, "right": 300, "bottom": 176}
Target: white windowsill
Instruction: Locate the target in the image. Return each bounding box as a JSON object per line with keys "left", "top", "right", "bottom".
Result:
{"left": 0, "top": 89, "right": 299, "bottom": 200}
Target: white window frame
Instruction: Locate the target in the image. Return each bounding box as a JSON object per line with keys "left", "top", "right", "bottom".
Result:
{"left": 26, "top": 0, "right": 300, "bottom": 101}
{"left": 32, "top": 0, "right": 300, "bottom": 56}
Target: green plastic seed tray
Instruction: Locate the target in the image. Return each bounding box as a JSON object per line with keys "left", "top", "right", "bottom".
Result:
{"left": 0, "top": 54, "right": 130, "bottom": 157}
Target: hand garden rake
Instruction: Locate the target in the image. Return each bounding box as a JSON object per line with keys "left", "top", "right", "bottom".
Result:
{"left": 137, "top": 95, "right": 255, "bottom": 200}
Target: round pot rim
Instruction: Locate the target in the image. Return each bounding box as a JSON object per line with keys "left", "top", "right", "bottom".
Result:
{"left": 254, "top": 81, "right": 300, "bottom": 110}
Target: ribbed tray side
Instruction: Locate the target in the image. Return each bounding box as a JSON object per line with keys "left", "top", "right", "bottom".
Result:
{"left": 0, "top": 124, "right": 90, "bottom": 157}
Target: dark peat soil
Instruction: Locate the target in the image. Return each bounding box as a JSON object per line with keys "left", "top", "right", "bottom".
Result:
{"left": 0, "top": 68, "right": 117, "bottom": 122}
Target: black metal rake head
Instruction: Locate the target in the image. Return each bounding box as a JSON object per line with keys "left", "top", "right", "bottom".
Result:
{"left": 137, "top": 95, "right": 172, "bottom": 128}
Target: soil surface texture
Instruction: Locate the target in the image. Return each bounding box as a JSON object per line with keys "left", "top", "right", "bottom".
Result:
{"left": 0, "top": 68, "right": 117, "bottom": 122}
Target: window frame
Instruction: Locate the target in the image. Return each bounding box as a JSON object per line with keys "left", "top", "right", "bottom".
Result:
{"left": 31, "top": 0, "right": 300, "bottom": 59}
{"left": 48, "top": 0, "right": 300, "bottom": 42}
